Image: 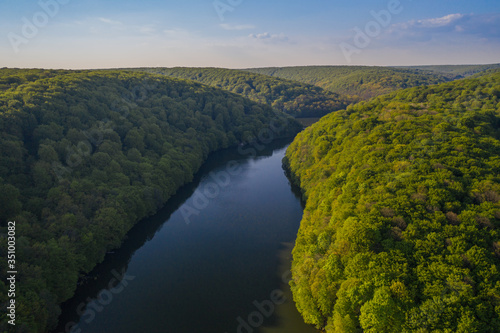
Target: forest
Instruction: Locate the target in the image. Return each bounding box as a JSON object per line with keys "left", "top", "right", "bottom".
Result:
{"left": 246, "top": 66, "right": 451, "bottom": 100}
{"left": 0, "top": 69, "right": 301, "bottom": 332}
{"left": 284, "top": 72, "right": 500, "bottom": 332}
{"left": 135, "top": 67, "right": 353, "bottom": 118}
{"left": 397, "top": 64, "right": 500, "bottom": 80}
{"left": 1, "top": 64, "right": 499, "bottom": 333}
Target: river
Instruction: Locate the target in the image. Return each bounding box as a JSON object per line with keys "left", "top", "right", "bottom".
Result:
{"left": 52, "top": 139, "right": 318, "bottom": 333}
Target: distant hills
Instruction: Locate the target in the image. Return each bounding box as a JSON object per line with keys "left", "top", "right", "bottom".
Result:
{"left": 245, "top": 66, "right": 450, "bottom": 100}
{"left": 1, "top": 63, "right": 499, "bottom": 332}
{"left": 135, "top": 64, "right": 500, "bottom": 116}
{"left": 134, "top": 67, "right": 353, "bottom": 118}
{"left": 396, "top": 63, "right": 500, "bottom": 79}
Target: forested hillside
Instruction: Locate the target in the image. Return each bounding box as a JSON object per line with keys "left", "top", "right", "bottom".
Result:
{"left": 135, "top": 67, "right": 353, "bottom": 117}
{"left": 284, "top": 73, "right": 500, "bottom": 332}
{"left": 246, "top": 66, "right": 449, "bottom": 100}
{"left": 0, "top": 69, "right": 72, "bottom": 91}
{"left": 397, "top": 64, "right": 500, "bottom": 79}
{"left": 0, "top": 69, "right": 301, "bottom": 333}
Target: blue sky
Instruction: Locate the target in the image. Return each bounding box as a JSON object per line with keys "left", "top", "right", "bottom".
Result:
{"left": 1, "top": 0, "right": 499, "bottom": 69}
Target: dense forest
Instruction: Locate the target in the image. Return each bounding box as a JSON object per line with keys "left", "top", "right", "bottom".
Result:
{"left": 246, "top": 66, "right": 449, "bottom": 101}
{"left": 0, "top": 69, "right": 73, "bottom": 91}
{"left": 134, "top": 67, "right": 353, "bottom": 118}
{"left": 397, "top": 64, "right": 500, "bottom": 80}
{"left": 0, "top": 69, "right": 301, "bottom": 333}
{"left": 284, "top": 73, "right": 500, "bottom": 332}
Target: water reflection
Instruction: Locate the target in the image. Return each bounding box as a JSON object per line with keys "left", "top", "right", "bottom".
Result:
{"left": 52, "top": 139, "right": 317, "bottom": 333}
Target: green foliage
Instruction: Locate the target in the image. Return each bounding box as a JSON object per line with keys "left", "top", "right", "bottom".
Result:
{"left": 397, "top": 64, "right": 500, "bottom": 80}
{"left": 0, "top": 68, "right": 72, "bottom": 92}
{"left": 246, "top": 66, "right": 450, "bottom": 101}
{"left": 285, "top": 72, "right": 500, "bottom": 332}
{"left": 134, "top": 67, "right": 353, "bottom": 117}
{"left": 0, "top": 69, "right": 301, "bottom": 332}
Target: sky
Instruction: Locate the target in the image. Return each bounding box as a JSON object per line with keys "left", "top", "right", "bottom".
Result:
{"left": 0, "top": 0, "right": 499, "bottom": 69}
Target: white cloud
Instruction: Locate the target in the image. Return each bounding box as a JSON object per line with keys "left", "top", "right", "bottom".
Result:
{"left": 139, "top": 25, "right": 157, "bottom": 34}
{"left": 400, "top": 13, "right": 500, "bottom": 36}
{"left": 220, "top": 23, "right": 256, "bottom": 31}
{"left": 248, "top": 32, "right": 289, "bottom": 43}
{"left": 414, "top": 13, "right": 464, "bottom": 28}
{"left": 163, "top": 28, "right": 193, "bottom": 39}
{"left": 249, "top": 32, "right": 271, "bottom": 39}
{"left": 98, "top": 17, "right": 123, "bottom": 25}
{"left": 387, "top": 13, "right": 466, "bottom": 39}
{"left": 382, "top": 13, "right": 500, "bottom": 44}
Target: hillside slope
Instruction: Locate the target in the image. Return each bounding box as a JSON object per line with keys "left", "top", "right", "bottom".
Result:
{"left": 135, "top": 67, "right": 353, "bottom": 117}
{"left": 245, "top": 66, "right": 449, "bottom": 100}
{"left": 284, "top": 73, "right": 500, "bottom": 332}
{"left": 397, "top": 64, "right": 500, "bottom": 79}
{"left": 0, "top": 69, "right": 301, "bottom": 333}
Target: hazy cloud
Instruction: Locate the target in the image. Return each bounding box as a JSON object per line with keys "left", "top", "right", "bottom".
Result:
{"left": 220, "top": 23, "right": 256, "bottom": 31}
{"left": 456, "top": 13, "right": 500, "bottom": 39}
{"left": 98, "top": 17, "right": 123, "bottom": 25}
{"left": 139, "top": 25, "right": 157, "bottom": 35}
{"left": 386, "top": 13, "right": 500, "bottom": 42}
{"left": 413, "top": 13, "right": 464, "bottom": 28}
{"left": 248, "top": 32, "right": 289, "bottom": 43}
{"left": 164, "top": 28, "right": 192, "bottom": 37}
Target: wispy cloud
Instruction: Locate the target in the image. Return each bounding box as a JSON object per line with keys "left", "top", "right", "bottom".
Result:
{"left": 413, "top": 13, "right": 464, "bottom": 28}
{"left": 139, "top": 25, "right": 157, "bottom": 35}
{"left": 386, "top": 13, "right": 500, "bottom": 42}
{"left": 164, "top": 28, "right": 190, "bottom": 37}
{"left": 456, "top": 13, "right": 500, "bottom": 39}
{"left": 98, "top": 17, "right": 122, "bottom": 25}
{"left": 220, "top": 23, "right": 255, "bottom": 31}
{"left": 248, "top": 32, "right": 289, "bottom": 43}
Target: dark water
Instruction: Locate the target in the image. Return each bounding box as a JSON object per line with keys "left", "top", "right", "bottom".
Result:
{"left": 53, "top": 139, "right": 318, "bottom": 333}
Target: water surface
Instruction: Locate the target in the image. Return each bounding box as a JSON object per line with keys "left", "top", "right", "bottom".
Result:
{"left": 53, "top": 139, "right": 317, "bottom": 333}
